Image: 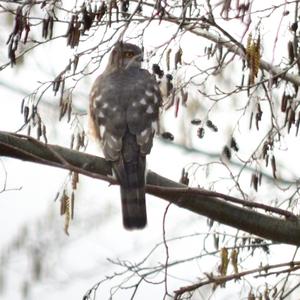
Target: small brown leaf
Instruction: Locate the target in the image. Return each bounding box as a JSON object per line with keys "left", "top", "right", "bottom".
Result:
{"left": 258, "top": 172, "right": 262, "bottom": 186}
{"left": 222, "top": 145, "right": 231, "bottom": 160}
{"left": 27, "top": 124, "right": 31, "bottom": 136}
{"left": 81, "top": 3, "right": 94, "bottom": 32}
{"left": 265, "top": 154, "right": 269, "bottom": 167}
{"left": 53, "top": 75, "right": 61, "bottom": 95}
{"left": 284, "top": 106, "right": 291, "bottom": 127}
{"left": 249, "top": 112, "right": 253, "bottom": 130}
{"left": 251, "top": 173, "right": 258, "bottom": 191}
{"left": 271, "top": 155, "right": 277, "bottom": 179}
{"left": 42, "top": 125, "right": 47, "bottom": 143}
{"left": 179, "top": 168, "right": 189, "bottom": 185}
{"left": 230, "top": 137, "right": 239, "bottom": 152}
{"left": 161, "top": 131, "right": 174, "bottom": 141}
{"left": 291, "top": 22, "right": 298, "bottom": 32}
{"left": 296, "top": 111, "right": 300, "bottom": 136}
{"left": 59, "top": 78, "right": 65, "bottom": 106}
{"left": 37, "top": 118, "right": 42, "bottom": 141}
{"left": 255, "top": 103, "right": 263, "bottom": 130}
{"left": 72, "top": 172, "right": 79, "bottom": 190}
{"left": 174, "top": 97, "right": 180, "bottom": 117}
{"left": 59, "top": 101, "right": 68, "bottom": 121}
{"left": 191, "top": 118, "right": 201, "bottom": 125}
{"left": 231, "top": 249, "right": 239, "bottom": 274}
{"left": 166, "top": 49, "right": 171, "bottom": 71}
{"left": 23, "top": 106, "right": 29, "bottom": 123}
{"left": 262, "top": 141, "right": 269, "bottom": 159}
{"left": 281, "top": 92, "right": 288, "bottom": 112}
{"left": 42, "top": 17, "right": 49, "bottom": 38}
{"left": 288, "top": 41, "right": 294, "bottom": 64}
{"left": 71, "top": 191, "right": 75, "bottom": 220}
{"left": 67, "top": 101, "right": 72, "bottom": 123}
{"left": 21, "top": 98, "right": 25, "bottom": 114}
{"left": 60, "top": 191, "right": 68, "bottom": 215}
{"left": 70, "top": 134, "right": 75, "bottom": 149}
{"left": 49, "top": 16, "right": 54, "bottom": 39}
{"left": 197, "top": 127, "right": 205, "bottom": 138}
{"left": 80, "top": 131, "right": 85, "bottom": 147}
{"left": 73, "top": 55, "right": 79, "bottom": 75}
{"left": 180, "top": 87, "right": 188, "bottom": 105}
{"left": 174, "top": 48, "right": 183, "bottom": 70}
{"left": 23, "top": 19, "right": 30, "bottom": 43}
{"left": 152, "top": 64, "right": 164, "bottom": 78}
{"left": 214, "top": 233, "right": 219, "bottom": 250}
{"left": 206, "top": 120, "right": 218, "bottom": 132}
{"left": 219, "top": 247, "right": 229, "bottom": 277}
{"left": 287, "top": 108, "right": 295, "bottom": 133}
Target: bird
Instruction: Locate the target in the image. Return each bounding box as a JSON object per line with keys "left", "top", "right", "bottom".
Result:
{"left": 89, "top": 42, "right": 162, "bottom": 229}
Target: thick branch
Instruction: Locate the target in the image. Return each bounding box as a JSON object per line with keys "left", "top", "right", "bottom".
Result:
{"left": 1, "top": 131, "right": 300, "bottom": 245}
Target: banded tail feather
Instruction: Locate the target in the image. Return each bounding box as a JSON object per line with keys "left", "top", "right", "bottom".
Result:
{"left": 113, "top": 132, "right": 147, "bottom": 229}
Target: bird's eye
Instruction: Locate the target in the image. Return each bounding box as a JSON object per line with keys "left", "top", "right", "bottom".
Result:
{"left": 124, "top": 51, "right": 135, "bottom": 58}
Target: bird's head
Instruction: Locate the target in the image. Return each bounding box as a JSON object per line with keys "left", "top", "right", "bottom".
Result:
{"left": 109, "top": 42, "right": 143, "bottom": 70}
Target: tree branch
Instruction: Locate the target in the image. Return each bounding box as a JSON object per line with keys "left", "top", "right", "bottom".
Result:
{"left": 163, "top": 13, "right": 300, "bottom": 87}
{"left": 174, "top": 260, "right": 300, "bottom": 299}
{"left": 1, "top": 131, "right": 300, "bottom": 246}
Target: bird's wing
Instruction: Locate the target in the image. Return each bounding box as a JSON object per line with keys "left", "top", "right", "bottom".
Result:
{"left": 89, "top": 68, "right": 161, "bottom": 160}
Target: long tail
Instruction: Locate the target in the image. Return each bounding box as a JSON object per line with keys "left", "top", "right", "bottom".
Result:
{"left": 120, "top": 175, "right": 147, "bottom": 229}
{"left": 113, "top": 133, "right": 147, "bottom": 229}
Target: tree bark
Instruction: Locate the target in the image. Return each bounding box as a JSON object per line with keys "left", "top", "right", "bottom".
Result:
{"left": 1, "top": 131, "right": 300, "bottom": 246}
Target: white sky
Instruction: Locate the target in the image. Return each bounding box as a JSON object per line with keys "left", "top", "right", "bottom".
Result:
{"left": 1, "top": 1, "right": 300, "bottom": 300}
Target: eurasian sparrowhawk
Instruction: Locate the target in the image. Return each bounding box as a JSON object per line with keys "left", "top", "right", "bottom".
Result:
{"left": 89, "top": 42, "right": 162, "bottom": 229}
